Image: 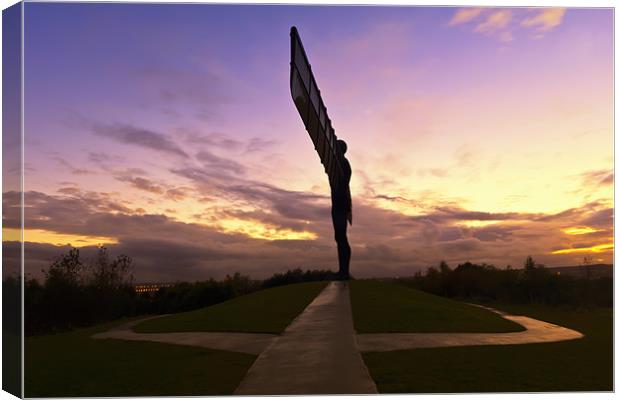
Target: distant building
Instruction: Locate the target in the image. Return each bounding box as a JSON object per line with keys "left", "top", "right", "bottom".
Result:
{"left": 134, "top": 282, "right": 173, "bottom": 294}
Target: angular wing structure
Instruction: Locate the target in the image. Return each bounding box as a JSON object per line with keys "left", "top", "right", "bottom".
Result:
{"left": 290, "top": 26, "right": 344, "bottom": 189}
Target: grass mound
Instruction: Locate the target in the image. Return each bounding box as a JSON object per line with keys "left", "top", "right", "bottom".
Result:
{"left": 363, "top": 304, "right": 611, "bottom": 392}
{"left": 349, "top": 280, "right": 524, "bottom": 333}
{"left": 134, "top": 281, "right": 328, "bottom": 334}
{"left": 25, "top": 319, "right": 255, "bottom": 397}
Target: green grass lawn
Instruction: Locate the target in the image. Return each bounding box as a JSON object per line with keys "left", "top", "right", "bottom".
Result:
{"left": 135, "top": 281, "right": 328, "bottom": 334}
{"left": 349, "top": 280, "right": 524, "bottom": 333}
{"left": 3, "top": 331, "right": 21, "bottom": 397}
{"left": 362, "top": 303, "right": 612, "bottom": 393}
{"left": 25, "top": 318, "right": 256, "bottom": 397}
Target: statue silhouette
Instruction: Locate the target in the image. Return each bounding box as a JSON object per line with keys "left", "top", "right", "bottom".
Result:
{"left": 331, "top": 139, "right": 352, "bottom": 280}
{"left": 289, "top": 27, "right": 353, "bottom": 280}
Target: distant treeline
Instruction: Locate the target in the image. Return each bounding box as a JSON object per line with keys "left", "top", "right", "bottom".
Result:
{"left": 14, "top": 246, "right": 612, "bottom": 336}
{"left": 16, "top": 247, "right": 336, "bottom": 336}
{"left": 394, "top": 256, "right": 612, "bottom": 308}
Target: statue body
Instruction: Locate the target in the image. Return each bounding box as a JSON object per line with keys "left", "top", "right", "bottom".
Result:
{"left": 330, "top": 140, "right": 352, "bottom": 280}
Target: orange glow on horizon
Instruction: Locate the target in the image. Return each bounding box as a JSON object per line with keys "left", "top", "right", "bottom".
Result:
{"left": 213, "top": 218, "right": 317, "bottom": 241}
{"left": 563, "top": 227, "right": 601, "bottom": 235}
{"left": 551, "top": 243, "right": 614, "bottom": 255}
{"left": 458, "top": 220, "right": 500, "bottom": 228}
{"left": 3, "top": 228, "right": 119, "bottom": 247}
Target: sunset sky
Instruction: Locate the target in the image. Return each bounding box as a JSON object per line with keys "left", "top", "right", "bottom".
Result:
{"left": 4, "top": 4, "right": 613, "bottom": 281}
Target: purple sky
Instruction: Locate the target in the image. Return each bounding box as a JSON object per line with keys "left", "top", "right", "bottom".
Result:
{"left": 4, "top": 4, "right": 613, "bottom": 281}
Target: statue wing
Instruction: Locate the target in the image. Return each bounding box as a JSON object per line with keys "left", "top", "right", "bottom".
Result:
{"left": 290, "top": 26, "right": 345, "bottom": 189}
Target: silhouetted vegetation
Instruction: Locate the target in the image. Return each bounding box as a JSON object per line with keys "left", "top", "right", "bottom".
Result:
{"left": 25, "top": 247, "right": 136, "bottom": 335}
{"left": 21, "top": 246, "right": 339, "bottom": 336}
{"left": 3, "top": 274, "right": 21, "bottom": 336}
{"left": 261, "top": 268, "right": 337, "bottom": 288}
{"left": 395, "top": 257, "right": 612, "bottom": 308}
{"left": 144, "top": 273, "right": 260, "bottom": 315}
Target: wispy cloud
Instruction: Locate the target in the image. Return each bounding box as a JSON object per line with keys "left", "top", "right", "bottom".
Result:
{"left": 246, "top": 137, "right": 278, "bottom": 153}
{"left": 53, "top": 157, "right": 96, "bottom": 176}
{"left": 448, "top": 8, "right": 484, "bottom": 26}
{"left": 580, "top": 169, "right": 614, "bottom": 186}
{"left": 115, "top": 175, "right": 165, "bottom": 195}
{"left": 448, "top": 7, "right": 566, "bottom": 42}
{"left": 183, "top": 131, "right": 244, "bottom": 150}
{"left": 521, "top": 8, "right": 566, "bottom": 33}
{"left": 92, "top": 122, "right": 189, "bottom": 158}
{"left": 196, "top": 150, "right": 247, "bottom": 176}
{"left": 474, "top": 10, "right": 512, "bottom": 34}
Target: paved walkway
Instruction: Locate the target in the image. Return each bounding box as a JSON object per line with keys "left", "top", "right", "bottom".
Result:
{"left": 357, "top": 304, "right": 584, "bottom": 352}
{"left": 92, "top": 316, "right": 277, "bottom": 355}
{"left": 92, "top": 282, "right": 584, "bottom": 395}
{"left": 234, "top": 281, "right": 378, "bottom": 395}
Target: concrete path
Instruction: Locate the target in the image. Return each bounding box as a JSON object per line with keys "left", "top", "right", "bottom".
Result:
{"left": 234, "top": 281, "right": 378, "bottom": 395}
{"left": 357, "top": 304, "right": 584, "bottom": 352}
{"left": 92, "top": 316, "right": 277, "bottom": 355}
{"left": 92, "top": 282, "right": 584, "bottom": 395}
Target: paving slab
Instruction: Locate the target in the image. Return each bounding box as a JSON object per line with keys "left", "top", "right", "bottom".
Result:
{"left": 92, "top": 316, "right": 277, "bottom": 355}
{"left": 234, "top": 281, "right": 378, "bottom": 395}
{"left": 357, "top": 304, "right": 584, "bottom": 352}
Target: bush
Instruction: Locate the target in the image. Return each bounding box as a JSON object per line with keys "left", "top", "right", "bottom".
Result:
{"left": 25, "top": 247, "right": 136, "bottom": 335}
{"left": 261, "top": 268, "right": 337, "bottom": 288}
{"left": 397, "top": 257, "right": 612, "bottom": 308}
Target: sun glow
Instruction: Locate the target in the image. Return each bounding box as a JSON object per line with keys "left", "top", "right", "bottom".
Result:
{"left": 458, "top": 220, "right": 500, "bottom": 228}
{"left": 3, "top": 228, "right": 119, "bottom": 247}
{"left": 214, "top": 218, "right": 317, "bottom": 241}
{"left": 551, "top": 243, "right": 614, "bottom": 255}
{"left": 563, "top": 227, "right": 600, "bottom": 235}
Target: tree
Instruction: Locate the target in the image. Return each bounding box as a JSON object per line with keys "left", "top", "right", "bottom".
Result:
{"left": 90, "top": 246, "right": 134, "bottom": 290}
{"left": 524, "top": 255, "right": 536, "bottom": 271}
{"left": 45, "top": 247, "right": 83, "bottom": 287}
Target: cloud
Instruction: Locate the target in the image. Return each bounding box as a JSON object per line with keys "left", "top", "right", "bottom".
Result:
{"left": 113, "top": 171, "right": 192, "bottom": 200}
{"left": 580, "top": 208, "right": 613, "bottom": 229}
{"left": 449, "top": 8, "right": 484, "bottom": 26}
{"left": 180, "top": 130, "right": 278, "bottom": 155}
{"left": 246, "top": 137, "right": 278, "bottom": 153}
{"left": 454, "top": 145, "right": 476, "bottom": 167}
{"left": 91, "top": 122, "right": 189, "bottom": 158}
{"left": 88, "top": 152, "right": 125, "bottom": 166}
{"left": 580, "top": 169, "right": 613, "bottom": 186}
{"left": 183, "top": 131, "right": 244, "bottom": 150}
{"left": 521, "top": 8, "right": 566, "bottom": 32}
{"left": 7, "top": 181, "right": 614, "bottom": 282}
{"left": 115, "top": 175, "right": 165, "bottom": 195}
{"left": 412, "top": 206, "right": 537, "bottom": 224}
{"left": 448, "top": 7, "right": 565, "bottom": 42}
{"left": 53, "top": 157, "right": 95, "bottom": 176}
{"left": 475, "top": 10, "right": 512, "bottom": 33}
{"left": 471, "top": 225, "right": 520, "bottom": 242}
{"left": 195, "top": 150, "right": 247, "bottom": 176}
{"left": 165, "top": 187, "right": 190, "bottom": 202}
{"left": 133, "top": 66, "right": 234, "bottom": 122}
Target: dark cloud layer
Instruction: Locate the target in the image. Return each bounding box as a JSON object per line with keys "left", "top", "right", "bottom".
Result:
{"left": 6, "top": 175, "right": 613, "bottom": 281}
